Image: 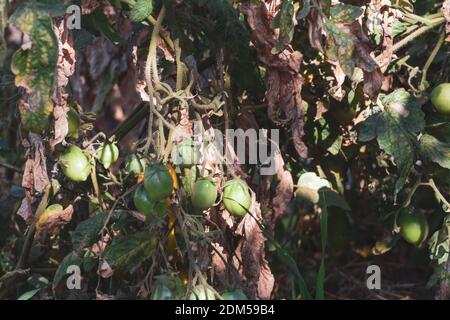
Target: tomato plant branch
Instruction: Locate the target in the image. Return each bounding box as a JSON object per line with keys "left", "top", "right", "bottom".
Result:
{"left": 422, "top": 178, "right": 450, "bottom": 210}
{"left": 420, "top": 31, "right": 446, "bottom": 89}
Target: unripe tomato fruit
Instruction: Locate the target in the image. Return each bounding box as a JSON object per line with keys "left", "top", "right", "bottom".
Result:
{"left": 398, "top": 208, "right": 429, "bottom": 246}
{"left": 431, "top": 83, "right": 450, "bottom": 115}
{"left": 60, "top": 145, "right": 91, "bottom": 182}
{"left": 67, "top": 107, "right": 80, "bottom": 139}
{"left": 125, "top": 154, "right": 147, "bottom": 176}
{"left": 144, "top": 164, "right": 174, "bottom": 202}
{"left": 223, "top": 179, "right": 251, "bottom": 217}
{"left": 96, "top": 142, "right": 119, "bottom": 169}
{"left": 221, "top": 289, "right": 248, "bottom": 300}
{"left": 189, "top": 285, "right": 216, "bottom": 300}
{"left": 174, "top": 139, "right": 199, "bottom": 167}
{"left": 133, "top": 185, "right": 168, "bottom": 221}
{"left": 192, "top": 178, "right": 217, "bottom": 210}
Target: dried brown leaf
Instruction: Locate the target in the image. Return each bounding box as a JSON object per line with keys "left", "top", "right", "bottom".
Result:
{"left": 35, "top": 205, "right": 74, "bottom": 241}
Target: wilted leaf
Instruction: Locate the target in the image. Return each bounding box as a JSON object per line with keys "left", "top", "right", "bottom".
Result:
{"left": 130, "top": 0, "right": 153, "bottom": 22}
{"left": 443, "top": 0, "right": 450, "bottom": 42}
{"left": 419, "top": 134, "right": 450, "bottom": 169}
{"left": 22, "top": 133, "right": 49, "bottom": 195}
{"left": 35, "top": 205, "right": 74, "bottom": 241}
{"left": 359, "top": 89, "right": 425, "bottom": 194}
{"left": 104, "top": 231, "right": 157, "bottom": 271}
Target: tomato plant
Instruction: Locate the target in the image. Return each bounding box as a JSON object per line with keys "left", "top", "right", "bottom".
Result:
{"left": 191, "top": 178, "right": 217, "bottom": 210}
{"left": 59, "top": 145, "right": 91, "bottom": 182}
{"left": 223, "top": 179, "right": 251, "bottom": 217}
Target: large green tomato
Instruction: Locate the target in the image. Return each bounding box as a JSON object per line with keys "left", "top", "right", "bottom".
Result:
{"left": 223, "top": 179, "right": 251, "bottom": 217}
{"left": 431, "top": 83, "right": 450, "bottom": 115}
{"left": 221, "top": 289, "right": 248, "bottom": 300}
{"left": 60, "top": 145, "right": 91, "bottom": 182}
{"left": 67, "top": 107, "right": 80, "bottom": 139}
{"left": 398, "top": 208, "right": 429, "bottom": 246}
{"left": 192, "top": 178, "right": 217, "bottom": 210}
{"left": 175, "top": 139, "right": 199, "bottom": 168}
{"left": 133, "top": 185, "right": 167, "bottom": 221}
{"left": 96, "top": 142, "right": 119, "bottom": 169}
{"left": 189, "top": 285, "right": 216, "bottom": 300}
{"left": 144, "top": 164, "right": 174, "bottom": 202}
{"left": 125, "top": 154, "right": 147, "bottom": 175}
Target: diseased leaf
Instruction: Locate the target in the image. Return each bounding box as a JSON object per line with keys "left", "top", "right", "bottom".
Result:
{"left": 272, "top": 0, "right": 295, "bottom": 53}
{"left": 359, "top": 89, "right": 425, "bottom": 194}
{"left": 72, "top": 213, "right": 106, "bottom": 253}
{"left": 10, "top": 4, "right": 58, "bottom": 133}
{"left": 330, "top": 4, "right": 363, "bottom": 24}
{"left": 130, "top": 0, "right": 153, "bottom": 22}
{"left": 104, "top": 232, "right": 157, "bottom": 271}
{"left": 419, "top": 134, "right": 450, "bottom": 169}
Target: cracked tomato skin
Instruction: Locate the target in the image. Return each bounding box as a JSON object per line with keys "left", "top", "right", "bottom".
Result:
{"left": 60, "top": 145, "right": 91, "bottom": 182}
{"left": 143, "top": 164, "right": 174, "bottom": 202}
{"left": 223, "top": 179, "right": 251, "bottom": 217}
{"left": 431, "top": 83, "right": 450, "bottom": 116}
{"left": 96, "top": 142, "right": 119, "bottom": 169}
{"left": 398, "top": 208, "right": 429, "bottom": 246}
{"left": 189, "top": 285, "right": 216, "bottom": 300}
{"left": 191, "top": 178, "right": 217, "bottom": 210}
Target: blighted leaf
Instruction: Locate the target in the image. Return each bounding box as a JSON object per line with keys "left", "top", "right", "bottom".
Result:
{"left": 443, "top": 0, "right": 450, "bottom": 42}
{"left": 104, "top": 231, "right": 157, "bottom": 271}
{"left": 35, "top": 204, "right": 73, "bottom": 241}
{"left": 0, "top": 0, "right": 7, "bottom": 68}
{"left": 130, "top": 0, "right": 153, "bottom": 22}
{"left": 330, "top": 4, "right": 363, "bottom": 24}
{"left": 429, "top": 215, "right": 450, "bottom": 265}
{"left": 419, "top": 134, "right": 450, "bottom": 169}
{"left": 52, "top": 252, "right": 83, "bottom": 289}
{"left": 72, "top": 213, "right": 106, "bottom": 253}
{"left": 272, "top": 0, "right": 295, "bottom": 53}
{"left": 10, "top": 4, "right": 58, "bottom": 133}
{"left": 359, "top": 89, "right": 425, "bottom": 194}
{"left": 22, "top": 133, "right": 49, "bottom": 195}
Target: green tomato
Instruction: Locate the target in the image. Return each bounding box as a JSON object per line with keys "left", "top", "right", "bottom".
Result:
{"left": 221, "top": 289, "right": 248, "bottom": 300}
{"left": 398, "top": 208, "right": 429, "bottom": 246}
{"left": 174, "top": 139, "right": 199, "bottom": 168}
{"left": 96, "top": 142, "right": 119, "bottom": 169}
{"left": 192, "top": 178, "right": 217, "bottom": 210}
{"left": 60, "top": 145, "right": 91, "bottom": 182}
{"left": 144, "top": 164, "right": 174, "bottom": 202}
{"left": 189, "top": 285, "right": 216, "bottom": 300}
{"left": 151, "top": 283, "right": 173, "bottom": 300}
{"left": 223, "top": 179, "right": 251, "bottom": 217}
{"left": 133, "top": 185, "right": 168, "bottom": 221}
{"left": 431, "top": 83, "right": 450, "bottom": 116}
{"left": 67, "top": 107, "right": 80, "bottom": 138}
{"left": 125, "top": 154, "right": 147, "bottom": 175}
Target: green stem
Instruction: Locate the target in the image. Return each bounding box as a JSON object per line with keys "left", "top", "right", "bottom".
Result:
{"left": 420, "top": 31, "right": 446, "bottom": 88}
{"left": 392, "top": 18, "right": 445, "bottom": 53}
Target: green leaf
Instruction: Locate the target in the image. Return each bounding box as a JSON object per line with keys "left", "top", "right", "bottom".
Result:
{"left": 72, "top": 213, "right": 106, "bottom": 253}
{"left": 104, "top": 231, "right": 157, "bottom": 271}
{"left": 318, "top": 189, "right": 350, "bottom": 210}
{"left": 359, "top": 89, "right": 425, "bottom": 194}
{"left": 89, "top": 8, "right": 125, "bottom": 45}
{"left": 10, "top": 4, "right": 59, "bottom": 133}
{"left": 419, "top": 134, "right": 450, "bottom": 169}
{"left": 296, "top": 0, "right": 311, "bottom": 21}
{"left": 17, "top": 288, "right": 40, "bottom": 300}
{"left": 130, "top": 0, "right": 153, "bottom": 22}
{"left": 272, "top": 0, "right": 295, "bottom": 53}
{"left": 330, "top": 4, "right": 363, "bottom": 24}
{"left": 52, "top": 252, "right": 83, "bottom": 290}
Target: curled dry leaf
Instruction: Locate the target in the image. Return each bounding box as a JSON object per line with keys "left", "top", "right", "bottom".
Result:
{"left": 35, "top": 205, "right": 74, "bottom": 241}
{"left": 235, "top": 191, "right": 274, "bottom": 299}
{"left": 241, "top": 1, "right": 308, "bottom": 158}
{"left": 443, "top": 0, "right": 450, "bottom": 42}
{"left": 270, "top": 151, "right": 294, "bottom": 224}
{"left": 22, "top": 133, "right": 49, "bottom": 196}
